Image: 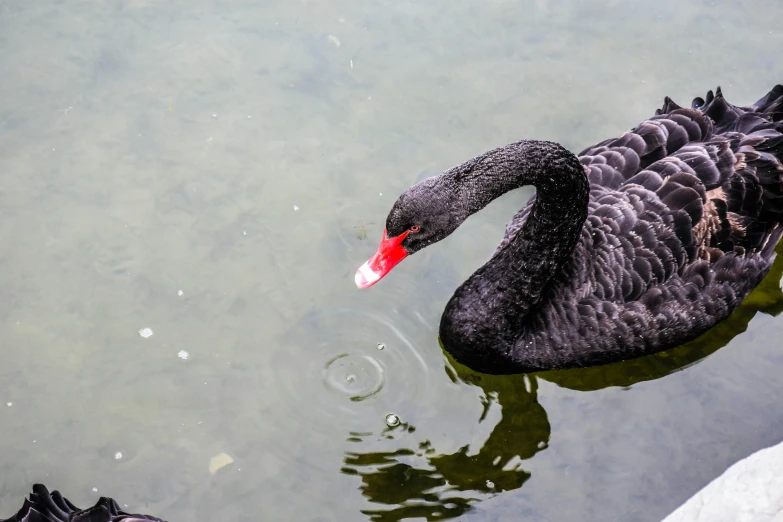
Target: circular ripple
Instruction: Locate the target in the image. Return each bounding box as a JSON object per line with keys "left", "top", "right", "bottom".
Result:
{"left": 270, "top": 305, "right": 438, "bottom": 438}
{"left": 323, "top": 353, "right": 385, "bottom": 401}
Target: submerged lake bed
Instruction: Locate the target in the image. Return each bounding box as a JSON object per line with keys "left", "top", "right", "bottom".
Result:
{"left": 1, "top": 0, "right": 783, "bottom": 520}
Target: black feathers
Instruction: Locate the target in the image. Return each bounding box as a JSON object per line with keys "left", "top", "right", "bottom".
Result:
{"left": 382, "top": 85, "right": 783, "bottom": 374}
{"left": 1, "top": 484, "right": 165, "bottom": 522}
{"left": 441, "top": 85, "right": 783, "bottom": 373}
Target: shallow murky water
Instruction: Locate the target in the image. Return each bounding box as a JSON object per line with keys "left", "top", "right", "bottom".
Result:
{"left": 1, "top": 1, "right": 782, "bottom": 521}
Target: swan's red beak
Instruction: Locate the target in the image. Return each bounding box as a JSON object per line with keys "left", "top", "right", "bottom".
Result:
{"left": 355, "top": 228, "right": 409, "bottom": 289}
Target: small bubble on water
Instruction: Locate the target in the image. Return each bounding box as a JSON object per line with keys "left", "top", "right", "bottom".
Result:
{"left": 345, "top": 374, "right": 356, "bottom": 383}
{"left": 377, "top": 343, "right": 385, "bottom": 350}
{"left": 138, "top": 327, "right": 153, "bottom": 339}
{"left": 114, "top": 452, "right": 123, "bottom": 460}
{"left": 385, "top": 413, "right": 400, "bottom": 427}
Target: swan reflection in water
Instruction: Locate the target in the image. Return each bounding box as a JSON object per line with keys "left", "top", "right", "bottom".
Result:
{"left": 341, "top": 367, "right": 549, "bottom": 521}
{"left": 342, "top": 244, "right": 783, "bottom": 520}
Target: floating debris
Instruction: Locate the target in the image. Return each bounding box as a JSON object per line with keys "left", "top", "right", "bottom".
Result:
{"left": 92, "top": 487, "right": 98, "bottom": 493}
{"left": 177, "top": 289, "right": 184, "bottom": 297}
{"left": 246, "top": 115, "right": 252, "bottom": 119}
{"left": 177, "top": 350, "right": 190, "bottom": 360}
{"left": 293, "top": 205, "right": 299, "bottom": 211}
{"left": 212, "top": 113, "right": 218, "bottom": 118}
{"left": 209, "top": 452, "right": 234, "bottom": 475}
{"left": 6, "top": 402, "right": 11, "bottom": 407}
{"left": 377, "top": 343, "right": 385, "bottom": 350}
{"left": 114, "top": 452, "right": 123, "bottom": 460}
{"left": 385, "top": 413, "right": 400, "bottom": 428}
{"left": 350, "top": 59, "right": 353, "bottom": 69}
{"left": 327, "top": 34, "right": 341, "bottom": 47}
{"left": 138, "top": 328, "right": 153, "bottom": 339}
{"left": 486, "top": 480, "right": 495, "bottom": 489}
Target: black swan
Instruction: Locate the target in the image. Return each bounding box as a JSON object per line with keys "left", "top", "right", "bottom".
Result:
{"left": 355, "top": 85, "right": 783, "bottom": 375}
{"left": 0, "top": 484, "right": 165, "bottom": 522}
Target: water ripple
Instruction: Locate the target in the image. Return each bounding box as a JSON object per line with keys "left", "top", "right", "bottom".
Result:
{"left": 265, "top": 305, "right": 437, "bottom": 472}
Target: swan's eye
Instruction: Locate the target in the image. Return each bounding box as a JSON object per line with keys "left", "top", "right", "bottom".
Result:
{"left": 409, "top": 225, "right": 420, "bottom": 233}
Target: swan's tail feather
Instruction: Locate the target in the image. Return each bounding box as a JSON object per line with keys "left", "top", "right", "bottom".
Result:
{"left": 657, "top": 96, "right": 682, "bottom": 114}
{"left": 648, "top": 86, "right": 783, "bottom": 259}
{"left": 749, "top": 84, "right": 783, "bottom": 120}
{"left": 760, "top": 224, "right": 783, "bottom": 260}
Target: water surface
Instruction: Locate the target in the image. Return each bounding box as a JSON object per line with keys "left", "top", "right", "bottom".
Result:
{"left": 1, "top": 1, "right": 782, "bottom": 521}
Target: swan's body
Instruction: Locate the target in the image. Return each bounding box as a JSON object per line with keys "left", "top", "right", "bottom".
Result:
{"left": 1, "top": 484, "right": 164, "bottom": 522}
{"left": 356, "top": 85, "right": 783, "bottom": 375}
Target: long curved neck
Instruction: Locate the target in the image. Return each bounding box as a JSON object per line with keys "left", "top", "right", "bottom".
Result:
{"left": 444, "top": 139, "right": 588, "bottom": 219}
{"left": 440, "top": 140, "right": 589, "bottom": 372}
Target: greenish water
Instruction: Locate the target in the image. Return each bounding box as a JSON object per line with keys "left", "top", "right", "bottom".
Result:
{"left": 1, "top": 1, "right": 782, "bottom": 521}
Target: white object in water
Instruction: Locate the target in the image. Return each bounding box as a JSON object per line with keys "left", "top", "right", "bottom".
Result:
{"left": 209, "top": 452, "right": 234, "bottom": 475}
{"left": 177, "top": 350, "right": 190, "bottom": 360}
{"left": 662, "top": 440, "right": 783, "bottom": 522}
{"left": 138, "top": 328, "right": 153, "bottom": 338}
{"left": 385, "top": 413, "right": 400, "bottom": 427}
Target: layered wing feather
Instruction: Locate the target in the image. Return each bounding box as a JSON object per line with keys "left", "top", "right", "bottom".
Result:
{"left": 505, "top": 85, "right": 783, "bottom": 368}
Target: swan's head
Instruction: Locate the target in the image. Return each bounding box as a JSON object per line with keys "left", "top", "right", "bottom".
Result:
{"left": 355, "top": 177, "right": 461, "bottom": 289}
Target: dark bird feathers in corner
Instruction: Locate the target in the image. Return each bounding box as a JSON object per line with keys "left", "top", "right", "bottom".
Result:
{"left": 0, "top": 484, "right": 165, "bottom": 522}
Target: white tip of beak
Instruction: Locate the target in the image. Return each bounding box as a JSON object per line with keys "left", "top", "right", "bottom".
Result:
{"left": 355, "top": 261, "right": 382, "bottom": 288}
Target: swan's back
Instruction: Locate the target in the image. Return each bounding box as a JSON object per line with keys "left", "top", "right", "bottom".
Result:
{"left": 509, "top": 86, "right": 783, "bottom": 370}
{"left": 581, "top": 85, "right": 783, "bottom": 260}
